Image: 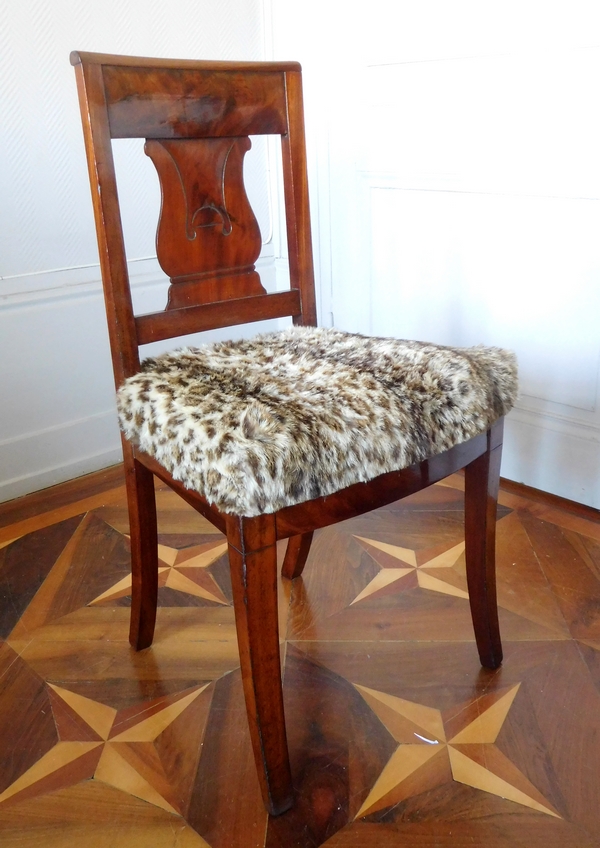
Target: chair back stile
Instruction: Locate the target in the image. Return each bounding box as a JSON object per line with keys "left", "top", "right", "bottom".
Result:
{"left": 73, "top": 59, "right": 140, "bottom": 386}
{"left": 71, "top": 52, "right": 317, "bottom": 384}
{"left": 279, "top": 69, "right": 317, "bottom": 325}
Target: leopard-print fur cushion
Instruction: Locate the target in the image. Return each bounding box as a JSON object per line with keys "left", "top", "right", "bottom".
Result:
{"left": 117, "top": 326, "right": 518, "bottom": 516}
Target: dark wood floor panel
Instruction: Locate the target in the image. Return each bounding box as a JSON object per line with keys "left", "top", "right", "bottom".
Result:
{"left": 0, "top": 474, "right": 599, "bottom": 846}
{"left": 187, "top": 670, "right": 267, "bottom": 848}
{"left": 0, "top": 516, "right": 84, "bottom": 639}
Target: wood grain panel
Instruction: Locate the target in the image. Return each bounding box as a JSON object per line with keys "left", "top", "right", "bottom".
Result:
{"left": 0, "top": 646, "right": 57, "bottom": 795}
{"left": 0, "top": 476, "right": 599, "bottom": 845}
{"left": 186, "top": 670, "right": 266, "bottom": 848}
{"left": 102, "top": 66, "right": 288, "bottom": 139}
{"left": 0, "top": 515, "right": 83, "bottom": 638}
{"left": 134, "top": 290, "right": 302, "bottom": 345}
{"left": 520, "top": 514, "right": 600, "bottom": 641}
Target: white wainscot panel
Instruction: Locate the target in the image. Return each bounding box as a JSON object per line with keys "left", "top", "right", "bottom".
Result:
{"left": 0, "top": 250, "right": 289, "bottom": 503}
{"left": 0, "top": 286, "right": 120, "bottom": 501}
{"left": 503, "top": 411, "right": 600, "bottom": 508}
{"left": 362, "top": 186, "right": 600, "bottom": 507}
{"left": 363, "top": 48, "right": 600, "bottom": 200}
{"left": 367, "top": 187, "right": 600, "bottom": 414}
{"left": 360, "top": 0, "right": 600, "bottom": 67}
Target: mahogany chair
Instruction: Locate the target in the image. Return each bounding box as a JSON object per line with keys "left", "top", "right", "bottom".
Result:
{"left": 71, "top": 52, "right": 517, "bottom": 816}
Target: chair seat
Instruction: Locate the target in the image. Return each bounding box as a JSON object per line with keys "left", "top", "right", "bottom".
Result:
{"left": 117, "top": 326, "right": 517, "bottom": 516}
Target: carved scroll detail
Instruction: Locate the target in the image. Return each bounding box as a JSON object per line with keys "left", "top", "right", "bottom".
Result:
{"left": 145, "top": 137, "right": 265, "bottom": 308}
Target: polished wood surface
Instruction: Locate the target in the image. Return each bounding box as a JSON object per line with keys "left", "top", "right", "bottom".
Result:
{"left": 145, "top": 136, "right": 263, "bottom": 298}
{"left": 134, "top": 290, "right": 303, "bottom": 345}
{"left": 71, "top": 52, "right": 506, "bottom": 815}
{"left": 71, "top": 52, "right": 316, "bottom": 393}
{"left": 463, "top": 424, "right": 503, "bottom": 667}
{"left": 226, "top": 514, "right": 293, "bottom": 815}
{"left": 1, "top": 473, "right": 600, "bottom": 845}
{"left": 281, "top": 532, "right": 314, "bottom": 580}
{"left": 124, "top": 446, "right": 159, "bottom": 651}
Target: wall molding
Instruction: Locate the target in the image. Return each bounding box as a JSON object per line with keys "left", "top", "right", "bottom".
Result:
{"left": 0, "top": 252, "right": 290, "bottom": 505}
{"left": 357, "top": 176, "right": 600, "bottom": 434}
{"left": 509, "top": 404, "right": 600, "bottom": 443}
{"left": 503, "top": 413, "right": 600, "bottom": 508}
{"left": 327, "top": 163, "right": 600, "bottom": 508}
{"left": 0, "top": 409, "right": 122, "bottom": 504}
{"left": 0, "top": 252, "right": 281, "bottom": 309}
{"left": 0, "top": 257, "right": 165, "bottom": 308}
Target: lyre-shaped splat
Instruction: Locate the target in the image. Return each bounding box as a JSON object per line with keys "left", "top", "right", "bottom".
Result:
{"left": 145, "top": 137, "right": 265, "bottom": 309}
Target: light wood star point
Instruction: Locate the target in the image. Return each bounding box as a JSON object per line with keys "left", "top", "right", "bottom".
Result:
{"left": 354, "top": 681, "right": 560, "bottom": 819}
{"left": 351, "top": 536, "right": 470, "bottom": 605}
{"left": 87, "top": 540, "right": 230, "bottom": 607}
{"left": 0, "top": 682, "right": 212, "bottom": 814}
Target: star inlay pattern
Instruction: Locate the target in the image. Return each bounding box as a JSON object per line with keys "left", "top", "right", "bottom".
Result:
{"left": 352, "top": 536, "right": 470, "bottom": 605}
{"left": 88, "top": 540, "right": 230, "bottom": 606}
{"left": 354, "top": 682, "right": 560, "bottom": 819}
{"left": 2, "top": 476, "right": 599, "bottom": 846}
{"left": 0, "top": 682, "right": 210, "bottom": 815}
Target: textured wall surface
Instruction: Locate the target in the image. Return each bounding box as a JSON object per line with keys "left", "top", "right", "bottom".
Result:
{"left": 271, "top": 0, "right": 600, "bottom": 508}
{"left": 3, "top": 1, "right": 600, "bottom": 507}
{"left": 0, "top": 0, "right": 284, "bottom": 501}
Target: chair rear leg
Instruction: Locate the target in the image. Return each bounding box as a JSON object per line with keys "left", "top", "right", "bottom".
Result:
{"left": 123, "top": 443, "right": 159, "bottom": 651}
{"left": 464, "top": 419, "right": 504, "bottom": 669}
{"left": 227, "top": 514, "right": 293, "bottom": 816}
{"left": 281, "top": 531, "right": 314, "bottom": 579}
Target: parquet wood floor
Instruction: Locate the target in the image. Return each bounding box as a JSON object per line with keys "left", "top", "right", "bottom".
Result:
{"left": 1, "top": 468, "right": 600, "bottom": 847}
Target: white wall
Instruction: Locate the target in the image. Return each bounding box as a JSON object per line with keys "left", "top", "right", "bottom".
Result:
{"left": 270, "top": 0, "right": 600, "bottom": 508}
{"left": 0, "top": 0, "right": 279, "bottom": 502}
{"left": 2, "top": 0, "right": 600, "bottom": 508}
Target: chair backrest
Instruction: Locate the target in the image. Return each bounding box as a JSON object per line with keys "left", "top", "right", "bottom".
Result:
{"left": 71, "top": 52, "right": 316, "bottom": 386}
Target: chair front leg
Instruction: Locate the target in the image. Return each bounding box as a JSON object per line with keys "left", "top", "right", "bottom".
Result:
{"left": 123, "top": 442, "right": 159, "bottom": 651}
{"left": 226, "top": 514, "right": 293, "bottom": 816}
{"left": 464, "top": 418, "right": 504, "bottom": 669}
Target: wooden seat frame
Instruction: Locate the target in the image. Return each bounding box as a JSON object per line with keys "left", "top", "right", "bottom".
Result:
{"left": 72, "top": 52, "right": 504, "bottom": 816}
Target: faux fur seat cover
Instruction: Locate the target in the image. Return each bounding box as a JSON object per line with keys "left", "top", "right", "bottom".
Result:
{"left": 117, "top": 327, "right": 518, "bottom": 516}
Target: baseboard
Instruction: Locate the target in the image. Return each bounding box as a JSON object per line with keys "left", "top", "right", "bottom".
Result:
{"left": 0, "top": 463, "right": 125, "bottom": 528}
{"left": 502, "top": 413, "right": 600, "bottom": 510}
